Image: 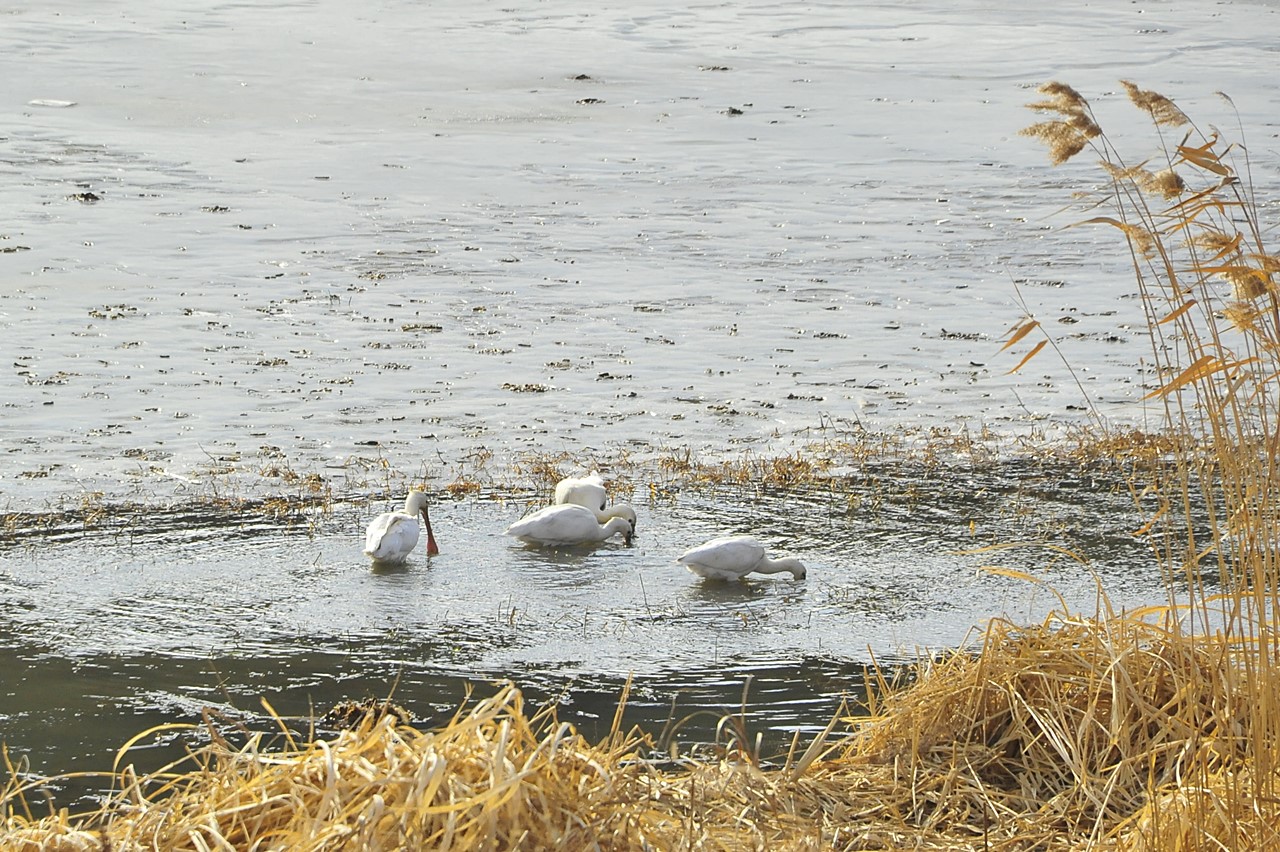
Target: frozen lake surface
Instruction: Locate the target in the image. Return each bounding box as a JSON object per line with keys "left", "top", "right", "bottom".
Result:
{"left": 2, "top": 0, "right": 1278, "bottom": 796}
{"left": 3, "top": 0, "right": 1277, "bottom": 506}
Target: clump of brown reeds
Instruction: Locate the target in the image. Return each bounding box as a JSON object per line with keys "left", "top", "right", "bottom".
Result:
{"left": 850, "top": 609, "right": 1280, "bottom": 849}
{"left": 2, "top": 686, "right": 659, "bottom": 851}
{"left": 1017, "top": 78, "right": 1280, "bottom": 618}
{"left": 0, "top": 680, "right": 866, "bottom": 850}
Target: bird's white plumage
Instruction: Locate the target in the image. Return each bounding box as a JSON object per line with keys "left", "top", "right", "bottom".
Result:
{"left": 364, "top": 491, "right": 429, "bottom": 565}
{"left": 555, "top": 472, "right": 608, "bottom": 512}
{"left": 677, "top": 535, "right": 807, "bottom": 581}
{"left": 505, "top": 503, "right": 633, "bottom": 546}
{"left": 554, "top": 472, "right": 641, "bottom": 533}
{"left": 593, "top": 502, "right": 638, "bottom": 532}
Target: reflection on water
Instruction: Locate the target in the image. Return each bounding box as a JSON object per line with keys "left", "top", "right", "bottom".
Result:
{"left": 0, "top": 462, "right": 1173, "bottom": 805}
{"left": 504, "top": 539, "right": 638, "bottom": 591}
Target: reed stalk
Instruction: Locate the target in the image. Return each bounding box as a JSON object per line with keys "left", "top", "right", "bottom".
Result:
{"left": 1013, "top": 79, "right": 1280, "bottom": 845}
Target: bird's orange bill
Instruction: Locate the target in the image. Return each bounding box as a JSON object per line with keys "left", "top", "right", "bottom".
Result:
{"left": 422, "top": 507, "right": 440, "bottom": 555}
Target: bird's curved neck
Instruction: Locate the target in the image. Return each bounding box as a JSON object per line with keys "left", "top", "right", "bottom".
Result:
{"left": 603, "top": 517, "right": 633, "bottom": 545}
{"left": 758, "top": 557, "right": 803, "bottom": 577}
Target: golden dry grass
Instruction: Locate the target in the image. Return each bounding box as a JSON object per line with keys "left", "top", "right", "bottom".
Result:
{"left": 4, "top": 610, "right": 1277, "bottom": 851}
{"left": 1013, "top": 79, "right": 1280, "bottom": 846}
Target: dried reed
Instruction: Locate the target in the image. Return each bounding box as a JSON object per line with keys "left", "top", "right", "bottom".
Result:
{"left": 1014, "top": 80, "right": 1280, "bottom": 846}
{"left": 5, "top": 611, "right": 1277, "bottom": 850}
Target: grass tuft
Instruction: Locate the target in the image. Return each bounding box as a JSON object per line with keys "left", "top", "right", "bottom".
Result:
{"left": 6, "top": 614, "right": 1280, "bottom": 849}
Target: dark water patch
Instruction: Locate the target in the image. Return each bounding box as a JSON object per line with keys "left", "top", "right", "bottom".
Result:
{"left": 0, "top": 640, "right": 875, "bottom": 808}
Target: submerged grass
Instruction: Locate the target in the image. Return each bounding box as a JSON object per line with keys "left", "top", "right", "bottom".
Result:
{"left": 4, "top": 82, "right": 1279, "bottom": 849}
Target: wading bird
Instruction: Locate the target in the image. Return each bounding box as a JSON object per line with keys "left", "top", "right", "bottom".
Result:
{"left": 505, "top": 503, "right": 633, "bottom": 547}
{"left": 554, "top": 472, "right": 640, "bottom": 534}
{"left": 555, "top": 471, "right": 607, "bottom": 511}
{"left": 677, "top": 536, "right": 806, "bottom": 581}
{"left": 364, "top": 490, "right": 439, "bottom": 566}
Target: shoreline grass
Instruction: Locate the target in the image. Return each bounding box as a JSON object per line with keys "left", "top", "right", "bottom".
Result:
{"left": 0, "top": 420, "right": 1176, "bottom": 548}
{"left": 3, "top": 610, "right": 1275, "bottom": 850}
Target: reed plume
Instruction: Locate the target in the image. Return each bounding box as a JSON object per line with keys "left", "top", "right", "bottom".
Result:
{"left": 1015, "top": 80, "right": 1280, "bottom": 848}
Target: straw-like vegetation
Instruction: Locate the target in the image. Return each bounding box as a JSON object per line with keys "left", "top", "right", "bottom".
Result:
{"left": 1004, "top": 78, "right": 1280, "bottom": 845}
{"left": 2, "top": 613, "right": 1276, "bottom": 850}
{"left": 5, "top": 81, "right": 1279, "bottom": 849}
{"left": 0, "top": 421, "right": 1144, "bottom": 548}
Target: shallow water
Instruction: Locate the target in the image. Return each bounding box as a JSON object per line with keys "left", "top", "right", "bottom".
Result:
{"left": 2, "top": 0, "right": 1279, "bottom": 801}
{"left": 2, "top": 464, "right": 1166, "bottom": 799}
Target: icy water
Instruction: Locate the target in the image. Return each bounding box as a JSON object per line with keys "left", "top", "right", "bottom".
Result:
{"left": 2, "top": 0, "right": 1280, "bottom": 800}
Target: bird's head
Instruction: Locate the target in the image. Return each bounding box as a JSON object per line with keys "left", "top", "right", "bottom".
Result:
{"left": 613, "top": 504, "right": 638, "bottom": 531}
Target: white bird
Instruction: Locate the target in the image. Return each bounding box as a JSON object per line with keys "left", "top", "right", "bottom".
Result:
{"left": 554, "top": 471, "right": 640, "bottom": 534}
{"left": 364, "top": 490, "right": 439, "bottom": 566}
{"left": 555, "top": 471, "right": 607, "bottom": 511}
{"left": 676, "top": 536, "right": 806, "bottom": 581}
{"left": 505, "top": 503, "right": 634, "bottom": 547}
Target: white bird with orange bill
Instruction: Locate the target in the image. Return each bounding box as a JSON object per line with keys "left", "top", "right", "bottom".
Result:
{"left": 364, "top": 490, "right": 439, "bottom": 566}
